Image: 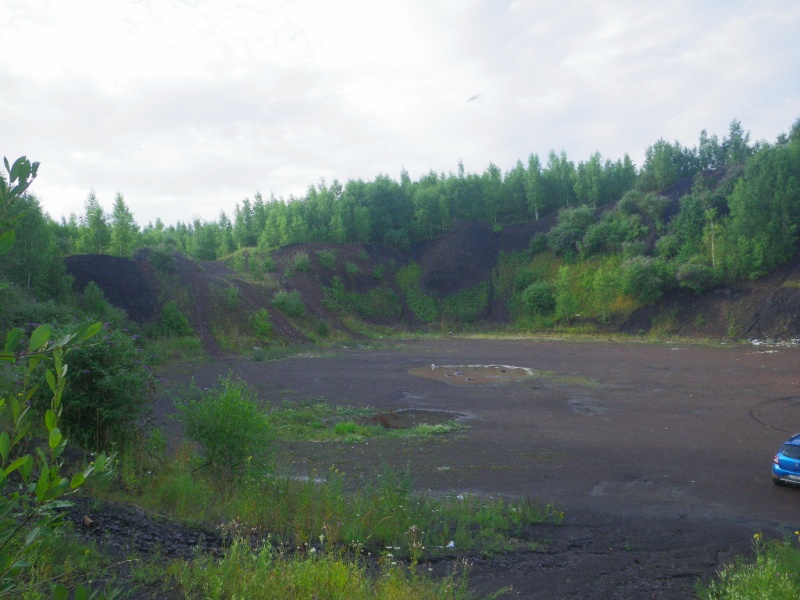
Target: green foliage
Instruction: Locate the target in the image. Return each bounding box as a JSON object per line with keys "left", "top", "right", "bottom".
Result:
{"left": 146, "top": 245, "right": 176, "bottom": 273}
{"left": 174, "top": 374, "right": 272, "bottom": 479}
{"left": 315, "top": 249, "right": 337, "bottom": 270}
{"left": 168, "top": 537, "right": 470, "bottom": 600}
{"left": 155, "top": 301, "right": 193, "bottom": 337}
{"left": 56, "top": 326, "right": 155, "bottom": 449}
{"left": 620, "top": 256, "right": 673, "bottom": 304}
{"left": 323, "top": 277, "right": 402, "bottom": 319}
{"left": 441, "top": 282, "right": 489, "bottom": 323}
{"left": 272, "top": 290, "right": 306, "bottom": 318}
{"left": 78, "top": 282, "right": 129, "bottom": 327}
{"left": 0, "top": 194, "right": 67, "bottom": 299}
{"left": 1, "top": 157, "right": 113, "bottom": 596}
{"left": 396, "top": 263, "right": 437, "bottom": 323}
{"left": 223, "top": 285, "right": 240, "bottom": 308}
{"left": 697, "top": 534, "right": 800, "bottom": 600}
{"left": 291, "top": 252, "right": 312, "bottom": 273}
{"left": 344, "top": 261, "right": 360, "bottom": 277}
{"left": 251, "top": 308, "right": 272, "bottom": 339}
{"left": 523, "top": 281, "right": 556, "bottom": 316}
{"left": 547, "top": 205, "right": 594, "bottom": 259}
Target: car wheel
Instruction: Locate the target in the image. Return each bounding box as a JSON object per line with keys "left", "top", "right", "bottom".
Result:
{"left": 773, "top": 477, "right": 783, "bottom": 486}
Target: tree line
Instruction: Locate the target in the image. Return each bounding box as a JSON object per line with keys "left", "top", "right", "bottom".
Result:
{"left": 2, "top": 118, "right": 799, "bottom": 312}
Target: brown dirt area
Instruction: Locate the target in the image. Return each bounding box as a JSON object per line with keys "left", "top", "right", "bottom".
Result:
{"left": 145, "top": 337, "right": 800, "bottom": 599}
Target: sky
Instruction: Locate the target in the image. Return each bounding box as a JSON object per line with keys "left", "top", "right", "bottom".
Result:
{"left": 2, "top": 0, "right": 799, "bottom": 227}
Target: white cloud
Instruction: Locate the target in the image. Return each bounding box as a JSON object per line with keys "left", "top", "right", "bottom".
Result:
{"left": 1, "top": 0, "right": 798, "bottom": 226}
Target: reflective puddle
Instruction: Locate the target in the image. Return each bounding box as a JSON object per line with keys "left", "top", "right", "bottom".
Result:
{"left": 409, "top": 364, "right": 534, "bottom": 386}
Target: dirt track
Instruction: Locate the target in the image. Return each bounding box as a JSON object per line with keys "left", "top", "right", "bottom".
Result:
{"left": 154, "top": 338, "right": 800, "bottom": 599}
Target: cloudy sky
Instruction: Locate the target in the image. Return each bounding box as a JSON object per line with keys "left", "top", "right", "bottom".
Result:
{"left": 2, "top": 0, "right": 799, "bottom": 227}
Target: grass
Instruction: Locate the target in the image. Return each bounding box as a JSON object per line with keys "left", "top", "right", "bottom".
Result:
{"left": 264, "top": 400, "right": 466, "bottom": 442}
{"left": 697, "top": 533, "right": 800, "bottom": 599}
{"left": 164, "top": 537, "right": 472, "bottom": 600}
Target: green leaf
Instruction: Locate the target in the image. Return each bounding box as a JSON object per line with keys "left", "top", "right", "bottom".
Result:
{"left": 49, "top": 428, "right": 62, "bottom": 450}
{"left": 0, "top": 230, "right": 14, "bottom": 255}
{"left": 45, "top": 409, "right": 57, "bottom": 432}
{"left": 24, "top": 526, "right": 40, "bottom": 547}
{"left": 28, "top": 324, "right": 51, "bottom": 351}
{"left": 34, "top": 471, "right": 49, "bottom": 502}
{"left": 3, "top": 328, "right": 22, "bottom": 353}
{"left": 4, "top": 455, "right": 28, "bottom": 476}
{"left": 52, "top": 583, "right": 70, "bottom": 600}
{"left": 45, "top": 369, "right": 56, "bottom": 394}
{"left": 0, "top": 432, "right": 9, "bottom": 463}
{"left": 77, "top": 321, "right": 103, "bottom": 341}
{"left": 70, "top": 472, "right": 85, "bottom": 489}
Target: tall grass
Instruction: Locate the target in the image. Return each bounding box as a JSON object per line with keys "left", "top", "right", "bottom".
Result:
{"left": 697, "top": 534, "right": 800, "bottom": 599}
{"left": 166, "top": 537, "right": 471, "bottom": 600}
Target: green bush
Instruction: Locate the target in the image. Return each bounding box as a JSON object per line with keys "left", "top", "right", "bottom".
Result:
{"left": 344, "top": 261, "right": 360, "bottom": 277}
{"left": 78, "top": 281, "right": 129, "bottom": 327}
{"left": 156, "top": 300, "right": 193, "bottom": 336}
{"left": 174, "top": 374, "right": 272, "bottom": 478}
{"left": 441, "top": 283, "right": 489, "bottom": 323}
{"left": 523, "top": 281, "right": 556, "bottom": 315}
{"left": 56, "top": 326, "right": 156, "bottom": 449}
{"left": 396, "top": 263, "right": 437, "bottom": 323}
{"left": 315, "top": 249, "right": 336, "bottom": 270}
{"left": 272, "top": 290, "right": 305, "bottom": 318}
{"left": 621, "top": 256, "right": 673, "bottom": 304}
{"left": 292, "top": 252, "right": 312, "bottom": 273}
{"left": 251, "top": 308, "right": 273, "bottom": 339}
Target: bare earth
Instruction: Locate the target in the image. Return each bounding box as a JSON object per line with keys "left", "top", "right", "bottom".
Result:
{"left": 150, "top": 338, "right": 800, "bottom": 599}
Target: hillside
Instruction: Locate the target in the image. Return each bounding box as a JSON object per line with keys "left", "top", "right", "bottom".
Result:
{"left": 65, "top": 217, "right": 800, "bottom": 353}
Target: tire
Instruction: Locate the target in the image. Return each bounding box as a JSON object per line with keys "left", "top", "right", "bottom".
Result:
{"left": 773, "top": 477, "right": 784, "bottom": 486}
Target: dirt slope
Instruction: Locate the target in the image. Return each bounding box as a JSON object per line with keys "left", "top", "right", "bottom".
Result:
{"left": 65, "top": 221, "right": 800, "bottom": 350}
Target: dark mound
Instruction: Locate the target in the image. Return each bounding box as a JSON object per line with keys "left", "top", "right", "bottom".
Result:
{"left": 413, "top": 221, "right": 500, "bottom": 297}
{"left": 65, "top": 254, "right": 160, "bottom": 323}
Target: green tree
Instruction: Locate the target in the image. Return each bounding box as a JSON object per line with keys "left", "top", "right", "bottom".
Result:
{"left": 0, "top": 194, "right": 66, "bottom": 298}
{"left": 77, "top": 191, "right": 111, "bottom": 254}
{"left": 524, "top": 153, "right": 546, "bottom": 220}
{"left": 109, "top": 193, "right": 139, "bottom": 257}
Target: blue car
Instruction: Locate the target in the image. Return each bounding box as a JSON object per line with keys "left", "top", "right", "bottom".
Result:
{"left": 773, "top": 433, "right": 800, "bottom": 486}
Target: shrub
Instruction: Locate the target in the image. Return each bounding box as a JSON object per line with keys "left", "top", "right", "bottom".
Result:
{"left": 272, "top": 290, "right": 305, "bottom": 318}
{"left": 174, "top": 374, "right": 272, "bottom": 478}
{"left": 57, "top": 326, "right": 156, "bottom": 449}
{"left": 251, "top": 308, "right": 273, "bottom": 339}
{"left": 78, "top": 281, "right": 129, "bottom": 327}
{"left": 344, "top": 261, "right": 360, "bottom": 277}
{"left": 441, "top": 283, "right": 489, "bottom": 323}
{"left": 315, "top": 249, "right": 336, "bottom": 270}
{"left": 396, "top": 263, "right": 437, "bottom": 323}
{"left": 155, "top": 301, "right": 193, "bottom": 337}
{"left": 292, "top": 252, "right": 312, "bottom": 273}
{"left": 621, "top": 256, "right": 673, "bottom": 304}
{"left": 523, "top": 281, "right": 556, "bottom": 316}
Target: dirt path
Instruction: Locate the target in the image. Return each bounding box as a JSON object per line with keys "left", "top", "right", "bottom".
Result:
{"left": 152, "top": 338, "right": 800, "bottom": 598}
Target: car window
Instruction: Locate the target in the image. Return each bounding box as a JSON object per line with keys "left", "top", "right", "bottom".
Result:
{"left": 781, "top": 444, "right": 800, "bottom": 459}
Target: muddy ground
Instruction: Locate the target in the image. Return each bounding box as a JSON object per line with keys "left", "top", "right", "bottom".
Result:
{"left": 127, "top": 337, "right": 799, "bottom": 599}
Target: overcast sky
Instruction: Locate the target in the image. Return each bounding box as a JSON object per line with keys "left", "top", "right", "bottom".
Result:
{"left": 2, "top": 0, "right": 799, "bottom": 227}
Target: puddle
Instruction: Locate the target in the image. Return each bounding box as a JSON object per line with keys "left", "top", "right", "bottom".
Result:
{"left": 362, "top": 408, "right": 468, "bottom": 429}
{"left": 409, "top": 364, "right": 534, "bottom": 386}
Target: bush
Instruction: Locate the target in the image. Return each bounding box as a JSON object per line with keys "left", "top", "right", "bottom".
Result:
{"left": 56, "top": 326, "right": 155, "bottom": 449}
{"left": 156, "top": 301, "right": 193, "bottom": 336}
{"left": 344, "top": 261, "right": 360, "bottom": 277}
{"left": 315, "top": 249, "right": 336, "bottom": 270}
{"left": 251, "top": 308, "right": 273, "bottom": 339}
{"left": 292, "top": 252, "right": 312, "bottom": 273}
{"left": 272, "top": 290, "right": 306, "bottom": 318}
{"left": 174, "top": 374, "right": 272, "bottom": 478}
{"left": 78, "top": 281, "right": 129, "bottom": 327}
{"left": 523, "top": 281, "right": 556, "bottom": 315}
{"left": 621, "top": 256, "right": 673, "bottom": 304}
{"left": 441, "top": 283, "right": 489, "bottom": 323}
